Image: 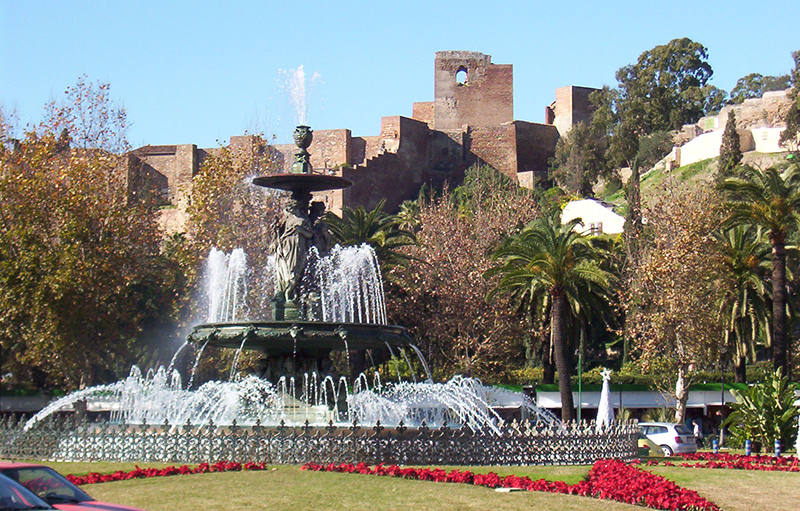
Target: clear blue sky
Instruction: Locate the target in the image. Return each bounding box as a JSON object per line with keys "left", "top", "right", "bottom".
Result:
{"left": 2, "top": 0, "right": 798, "bottom": 149}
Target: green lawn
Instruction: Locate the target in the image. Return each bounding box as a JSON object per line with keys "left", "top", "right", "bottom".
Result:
{"left": 21, "top": 460, "right": 798, "bottom": 511}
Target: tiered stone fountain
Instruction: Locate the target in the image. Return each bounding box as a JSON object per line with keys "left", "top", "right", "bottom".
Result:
{"left": 188, "top": 125, "right": 419, "bottom": 385}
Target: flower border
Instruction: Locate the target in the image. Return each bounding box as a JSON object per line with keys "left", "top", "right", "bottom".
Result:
{"left": 644, "top": 452, "right": 800, "bottom": 472}
{"left": 66, "top": 461, "right": 267, "bottom": 485}
{"left": 301, "top": 459, "right": 719, "bottom": 511}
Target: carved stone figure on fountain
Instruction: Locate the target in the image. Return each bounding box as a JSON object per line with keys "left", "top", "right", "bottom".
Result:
{"left": 298, "top": 200, "right": 332, "bottom": 321}
{"left": 310, "top": 200, "right": 331, "bottom": 254}
{"left": 272, "top": 191, "right": 313, "bottom": 320}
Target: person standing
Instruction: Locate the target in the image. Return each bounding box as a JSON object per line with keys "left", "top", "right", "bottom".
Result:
{"left": 692, "top": 419, "right": 703, "bottom": 448}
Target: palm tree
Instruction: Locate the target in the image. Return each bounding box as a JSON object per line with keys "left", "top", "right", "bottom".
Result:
{"left": 324, "top": 199, "right": 416, "bottom": 271}
{"left": 716, "top": 225, "right": 771, "bottom": 383}
{"left": 486, "top": 215, "right": 614, "bottom": 422}
{"left": 721, "top": 162, "right": 800, "bottom": 377}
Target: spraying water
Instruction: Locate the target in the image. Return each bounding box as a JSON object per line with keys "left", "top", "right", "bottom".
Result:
{"left": 24, "top": 247, "right": 558, "bottom": 432}
{"left": 205, "top": 248, "right": 248, "bottom": 322}
{"left": 281, "top": 65, "right": 321, "bottom": 126}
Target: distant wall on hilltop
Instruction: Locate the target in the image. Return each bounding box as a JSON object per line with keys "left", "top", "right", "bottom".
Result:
{"left": 670, "top": 89, "right": 795, "bottom": 168}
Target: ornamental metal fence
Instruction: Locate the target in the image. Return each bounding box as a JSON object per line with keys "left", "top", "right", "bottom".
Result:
{"left": 0, "top": 416, "right": 638, "bottom": 466}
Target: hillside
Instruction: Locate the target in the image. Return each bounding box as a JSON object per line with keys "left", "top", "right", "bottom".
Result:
{"left": 596, "top": 151, "right": 792, "bottom": 215}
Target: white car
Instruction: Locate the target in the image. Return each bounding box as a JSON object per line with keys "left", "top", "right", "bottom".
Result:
{"left": 638, "top": 422, "right": 697, "bottom": 456}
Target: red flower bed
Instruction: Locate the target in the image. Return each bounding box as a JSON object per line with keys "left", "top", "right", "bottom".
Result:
{"left": 644, "top": 452, "right": 800, "bottom": 473}
{"left": 66, "top": 461, "right": 267, "bottom": 485}
{"left": 302, "top": 459, "right": 719, "bottom": 511}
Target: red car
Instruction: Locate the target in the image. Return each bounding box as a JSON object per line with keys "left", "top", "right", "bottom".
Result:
{"left": 0, "top": 462, "right": 147, "bottom": 511}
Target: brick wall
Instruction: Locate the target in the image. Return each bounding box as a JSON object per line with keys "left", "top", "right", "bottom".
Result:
{"left": 433, "top": 51, "right": 513, "bottom": 130}
{"left": 130, "top": 144, "right": 200, "bottom": 205}
{"left": 274, "top": 129, "right": 352, "bottom": 173}
{"left": 412, "top": 101, "right": 434, "bottom": 128}
{"left": 468, "top": 124, "right": 518, "bottom": 178}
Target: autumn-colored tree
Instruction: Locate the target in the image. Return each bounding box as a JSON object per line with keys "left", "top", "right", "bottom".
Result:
{"left": 41, "top": 75, "right": 129, "bottom": 153}
{"left": 387, "top": 166, "right": 539, "bottom": 381}
{"left": 0, "top": 130, "right": 175, "bottom": 390}
{"left": 624, "top": 181, "right": 727, "bottom": 423}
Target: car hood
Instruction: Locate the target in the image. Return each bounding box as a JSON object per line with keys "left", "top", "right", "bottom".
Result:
{"left": 53, "top": 501, "right": 147, "bottom": 511}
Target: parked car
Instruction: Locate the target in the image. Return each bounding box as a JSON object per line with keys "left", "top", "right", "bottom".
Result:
{"left": 637, "top": 430, "right": 665, "bottom": 458}
{"left": 638, "top": 421, "right": 697, "bottom": 456}
{"left": 0, "top": 472, "right": 53, "bottom": 510}
{"left": 0, "top": 462, "right": 147, "bottom": 511}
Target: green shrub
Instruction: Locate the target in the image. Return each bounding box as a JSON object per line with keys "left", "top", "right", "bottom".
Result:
{"left": 723, "top": 369, "right": 798, "bottom": 450}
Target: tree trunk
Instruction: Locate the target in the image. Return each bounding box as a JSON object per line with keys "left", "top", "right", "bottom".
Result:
{"left": 674, "top": 365, "right": 689, "bottom": 424}
{"left": 771, "top": 238, "right": 789, "bottom": 377}
{"left": 541, "top": 325, "right": 555, "bottom": 384}
{"left": 734, "top": 355, "right": 747, "bottom": 383}
{"left": 552, "top": 291, "right": 575, "bottom": 422}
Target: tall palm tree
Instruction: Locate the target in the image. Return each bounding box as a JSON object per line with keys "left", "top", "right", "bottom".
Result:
{"left": 721, "top": 163, "right": 800, "bottom": 377}
{"left": 716, "top": 225, "right": 771, "bottom": 383}
{"left": 324, "top": 199, "right": 416, "bottom": 270}
{"left": 486, "top": 215, "right": 614, "bottom": 422}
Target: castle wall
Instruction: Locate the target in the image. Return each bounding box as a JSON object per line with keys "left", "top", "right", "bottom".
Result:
{"left": 274, "top": 129, "right": 352, "bottom": 173}
{"left": 131, "top": 51, "right": 585, "bottom": 224}
{"left": 514, "top": 121, "right": 559, "bottom": 175}
{"left": 412, "top": 101, "right": 434, "bottom": 128}
{"left": 131, "top": 144, "right": 200, "bottom": 205}
{"left": 342, "top": 116, "right": 433, "bottom": 213}
{"left": 468, "top": 123, "right": 518, "bottom": 179}
{"left": 433, "top": 51, "right": 513, "bottom": 131}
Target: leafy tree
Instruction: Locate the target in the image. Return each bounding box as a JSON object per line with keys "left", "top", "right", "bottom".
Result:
{"left": 40, "top": 75, "right": 129, "bottom": 153}
{"left": 779, "top": 51, "right": 800, "bottom": 151}
{"left": 387, "top": 166, "right": 539, "bottom": 381}
{"left": 0, "top": 129, "right": 175, "bottom": 390}
{"left": 716, "top": 226, "right": 771, "bottom": 383}
{"left": 549, "top": 122, "right": 611, "bottom": 197}
{"left": 723, "top": 369, "right": 798, "bottom": 450}
{"left": 718, "top": 110, "right": 743, "bottom": 180}
{"left": 614, "top": 38, "right": 714, "bottom": 134}
{"left": 729, "top": 73, "right": 791, "bottom": 104}
{"left": 721, "top": 163, "right": 800, "bottom": 377}
{"left": 590, "top": 38, "right": 719, "bottom": 170}
{"left": 624, "top": 182, "right": 727, "bottom": 423}
{"left": 487, "top": 215, "right": 614, "bottom": 422}
{"left": 635, "top": 130, "right": 674, "bottom": 170}
{"left": 324, "top": 199, "right": 416, "bottom": 272}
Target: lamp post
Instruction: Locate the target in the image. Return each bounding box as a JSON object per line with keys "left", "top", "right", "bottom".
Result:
{"left": 577, "top": 329, "right": 584, "bottom": 423}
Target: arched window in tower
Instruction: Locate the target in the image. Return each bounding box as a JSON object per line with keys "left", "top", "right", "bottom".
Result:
{"left": 456, "top": 68, "right": 467, "bottom": 86}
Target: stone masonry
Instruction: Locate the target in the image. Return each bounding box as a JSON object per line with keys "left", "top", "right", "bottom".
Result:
{"left": 128, "top": 51, "right": 595, "bottom": 230}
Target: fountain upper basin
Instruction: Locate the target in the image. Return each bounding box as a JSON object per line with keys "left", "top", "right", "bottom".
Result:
{"left": 189, "top": 321, "right": 415, "bottom": 357}
{"left": 252, "top": 174, "right": 352, "bottom": 193}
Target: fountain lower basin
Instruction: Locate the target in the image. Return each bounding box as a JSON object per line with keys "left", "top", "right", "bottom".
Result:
{"left": 189, "top": 321, "right": 415, "bottom": 357}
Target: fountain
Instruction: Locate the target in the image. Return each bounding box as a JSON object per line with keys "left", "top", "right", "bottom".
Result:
{"left": 188, "top": 125, "right": 426, "bottom": 396}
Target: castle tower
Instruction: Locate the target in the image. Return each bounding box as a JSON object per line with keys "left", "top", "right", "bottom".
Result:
{"left": 546, "top": 86, "right": 599, "bottom": 136}
{"left": 433, "top": 51, "right": 513, "bottom": 130}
